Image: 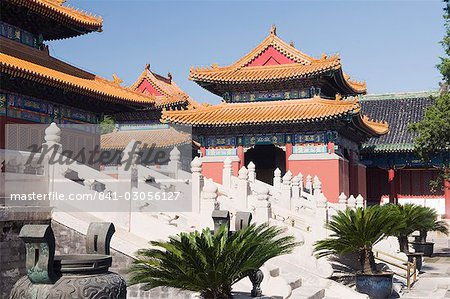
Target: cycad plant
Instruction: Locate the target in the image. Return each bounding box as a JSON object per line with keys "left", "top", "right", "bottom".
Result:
{"left": 385, "top": 204, "right": 432, "bottom": 253}
{"left": 128, "top": 223, "right": 298, "bottom": 298}
{"left": 416, "top": 206, "right": 449, "bottom": 242}
{"left": 314, "top": 206, "right": 404, "bottom": 274}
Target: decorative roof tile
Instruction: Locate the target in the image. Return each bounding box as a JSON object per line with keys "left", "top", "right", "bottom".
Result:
{"left": 101, "top": 127, "right": 191, "bottom": 150}
{"left": 0, "top": 52, "right": 155, "bottom": 105}
{"left": 5, "top": 0, "right": 103, "bottom": 39}
{"left": 162, "top": 95, "right": 387, "bottom": 136}
{"left": 360, "top": 91, "right": 438, "bottom": 153}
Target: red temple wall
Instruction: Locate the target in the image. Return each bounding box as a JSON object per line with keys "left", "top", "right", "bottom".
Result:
{"left": 289, "top": 157, "right": 347, "bottom": 203}
{"left": 202, "top": 160, "right": 239, "bottom": 184}
{"left": 366, "top": 168, "right": 444, "bottom": 201}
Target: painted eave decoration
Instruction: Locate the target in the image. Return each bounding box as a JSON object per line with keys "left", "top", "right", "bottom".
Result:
{"left": 4, "top": 0, "right": 103, "bottom": 40}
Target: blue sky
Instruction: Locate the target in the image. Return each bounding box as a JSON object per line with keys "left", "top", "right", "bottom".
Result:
{"left": 49, "top": 1, "right": 444, "bottom": 104}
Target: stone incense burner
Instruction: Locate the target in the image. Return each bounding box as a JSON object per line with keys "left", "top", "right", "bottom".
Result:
{"left": 10, "top": 222, "right": 126, "bottom": 299}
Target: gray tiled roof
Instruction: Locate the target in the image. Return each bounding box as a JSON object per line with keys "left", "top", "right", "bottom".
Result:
{"left": 360, "top": 91, "right": 438, "bottom": 153}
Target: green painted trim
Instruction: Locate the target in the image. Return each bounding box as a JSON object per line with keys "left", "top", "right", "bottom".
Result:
{"left": 360, "top": 91, "right": 439, "bottom": 101}
{"left": 361, "top": 143, "right": 415, "bottom": 153}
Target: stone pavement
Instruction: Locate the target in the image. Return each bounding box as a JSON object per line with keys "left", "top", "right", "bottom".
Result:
{"left": 401, "top": 234, "right": 450, "bottom": 299}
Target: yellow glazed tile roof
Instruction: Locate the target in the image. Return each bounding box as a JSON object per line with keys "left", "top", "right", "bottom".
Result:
{"left": 189, "top": 27, "right": 366, "bottom": 94}
{"left": 0, "top": 52, "right": 156, "bottom": 105}
{"left": 101, "top": 127, "right": 191, "bottom": 150}
{"left": 6, "top": 0, "right": 103, "bottom": 33}
{"left": 131, "top": 65, "right": 202, "bottom": 109}
{"left": 162, "top": 96, "right": 388, "bottom": 136}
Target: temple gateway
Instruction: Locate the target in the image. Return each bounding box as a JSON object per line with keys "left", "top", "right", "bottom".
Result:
{"left": 163, "top": 26, "right": 389, "bottom": 202}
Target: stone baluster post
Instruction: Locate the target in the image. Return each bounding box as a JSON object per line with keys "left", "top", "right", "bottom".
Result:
{"left": 281, "top": 171, "right": 292, "bottom": 209}
{"left": 312, "top": 176, "right": 328, "bottom": 239}
{"left": 305, "top": 174, "right": 312, "bottom": 193}
{"left": 356, "top": 194, "right": 365, "bottom": 208}
{"left": 191, "top": 157, "right": 204, "bottom": 213}
{"left": 338, "top": 192, "right": 348, "bottom": 210}
{"left": 202, "top": 178, "right": 219, "bottom": 213}
{"left": 273, "top": 168, "right": 281, "bottom": 190}
{"left": 168, "top": 147, "right": 181, "bottom": 179}
{"left": 247, "top": 161, "right": 256, "bottom": 183}
{"left": 291, "top": 175, "right": 300, "bottom": 202}
{"left": 43, "top": 122, "right": 62, "bottom": 155}
{"left": 253, "top": 184, "right": 271, "bottom": 224}
{"left": 347, "top": 195, "right": 356, "bottom": 209}
{"left": 43, "top": 122, "right": 62, "bottom": 197}
{"left": 298, "top": 172, "right": 304, "bottom": 193}
{"left": 222, "top": 157, "right": 232, "bottom": 189}
{"left": 238, "top": 166, "right": 250, "bottom": 209}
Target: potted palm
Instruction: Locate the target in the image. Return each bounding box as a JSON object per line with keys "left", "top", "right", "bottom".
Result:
{"left": 128, "top": 223, "right": 298, "bottom": 298}
{"left": 412, "top": 206, "right": 449, "bottom": 257}
{"left": 385, "top": 204, "right": 431, "bottom": 270}
{"left": 314, "top": 206, "right": 405, "bottom": 299}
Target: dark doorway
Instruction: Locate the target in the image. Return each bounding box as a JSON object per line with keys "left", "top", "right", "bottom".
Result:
{"left": 244, "top": 144, "right": 285, "bottom": 185}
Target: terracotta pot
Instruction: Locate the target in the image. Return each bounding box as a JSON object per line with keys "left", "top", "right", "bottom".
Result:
{"left": 355, "top": 272, "right": 394, "bottom": 299}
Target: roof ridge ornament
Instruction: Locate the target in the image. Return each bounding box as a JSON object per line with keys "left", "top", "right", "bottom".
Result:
{"left": 145, "top": 63, "right": 150, "bottom": 70}
{"left": 112, "top": 74, "right": 123, "bottom": 85}
{"left": 270, "top": 24, "right": 277, "bottom": 36}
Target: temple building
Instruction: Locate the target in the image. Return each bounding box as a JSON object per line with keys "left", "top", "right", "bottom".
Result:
{"left": 360, "top": 91, "right": 449, "bottom": 216}
{"left": 0, "top": 0, "right": 156, "bottom": 151}
{"left": 99, "top": 64, "right": 200, "bottom": 170}
{"left": 162, "top": 26, "right": 388, "bottom": 202}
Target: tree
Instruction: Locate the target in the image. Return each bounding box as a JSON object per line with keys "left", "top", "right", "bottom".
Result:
{"left": 313, "top": 206, "right": 404, "bottom": 274}
{"left": 100, "top": 115, "right": 115, "bottom": 134}
{"left": 410, "top": 0, "right": 450, "bottom": 190}
{"left": 128, "top": 223, "right": 298, "bottom": 298}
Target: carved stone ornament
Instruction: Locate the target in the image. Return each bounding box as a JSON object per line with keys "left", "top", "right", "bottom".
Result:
{"left": 10, "top": 223, "right": 126, "bottom": 299}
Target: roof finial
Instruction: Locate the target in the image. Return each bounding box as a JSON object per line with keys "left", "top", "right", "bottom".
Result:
{"left": 112, "top": 74, "right": 123, "bottom": 85}
{"left": 145, "top": 63, "right": 150, "bottom": 70}
{"left": 167, "top": 72, "right": 172, "bottom": 81}
{"left": 289, "top": 41, "right": 295, "bottom": 48}
{"left": 270, "top": 24, "right": 277, "bottom": 36}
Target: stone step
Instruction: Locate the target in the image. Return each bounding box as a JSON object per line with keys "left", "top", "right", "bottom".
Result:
{"left": 289, "top": 286, "right": 325, "bottom": 299}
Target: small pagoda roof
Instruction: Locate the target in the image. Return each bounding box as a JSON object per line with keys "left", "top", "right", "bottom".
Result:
{"left": 361, "top": 91, "right": 438, "bottom": 153}
{"left": 189, "top": 26, "right": 366, "bottom": 96}
{"left": 101, "top": 126, "right": 191, "bottom": 150}
{"left": 0, "top": 38, "right": 155, "bottom": 107}
{"left": 130, "top": 65, "right": 201, "bottom": 109}
{"left": 2, "top": 0, "right": 103, "bottom": 40}
{"left": 162, "top": 95, "right": 388, "bottom": 136}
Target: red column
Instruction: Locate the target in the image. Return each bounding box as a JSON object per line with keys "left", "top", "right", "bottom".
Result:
{"left": 200, "top": 146, "right": 206, "bottom": 157}
{"left": 327, "top": 142, "right": 335, "bottom": 154}
{"left": 388, "top": 168, "right": 397, "bottom": 204}
{"left": 285, "top": 143, "right": 293, "bottom": 172}
{"left": 445, "top": 178, "right": 450, "bottom": 219}
{"left": 237, "top": 145, "right": 244, "bottom": 169}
